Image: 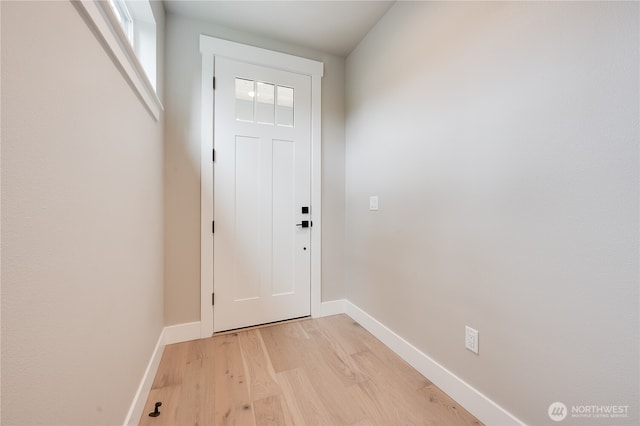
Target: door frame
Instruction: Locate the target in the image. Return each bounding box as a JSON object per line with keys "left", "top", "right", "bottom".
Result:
{"left": 199, "top": 35, "right": 324, "bottom": 338}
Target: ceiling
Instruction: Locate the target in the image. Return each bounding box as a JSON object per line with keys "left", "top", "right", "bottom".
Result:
{"left": 163, "top": 0, "right": 395, "bottom": 57}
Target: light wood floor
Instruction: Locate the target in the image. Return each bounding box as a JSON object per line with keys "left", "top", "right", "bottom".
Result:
{"left": 139, "top": 314, "right": 482, "bottom": 426}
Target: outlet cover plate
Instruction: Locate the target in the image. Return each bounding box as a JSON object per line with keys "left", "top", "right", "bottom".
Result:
{"left": 465, "top": 326, "right": 479, "bottom": 354}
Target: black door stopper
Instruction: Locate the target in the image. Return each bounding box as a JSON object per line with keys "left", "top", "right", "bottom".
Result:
{"left": 149, "top": 402, "right": 162, "bottom": 417}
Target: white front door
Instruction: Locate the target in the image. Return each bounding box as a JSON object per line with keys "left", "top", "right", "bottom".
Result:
{"left": 213, "top": 57, "right": 312, "bottom": 332}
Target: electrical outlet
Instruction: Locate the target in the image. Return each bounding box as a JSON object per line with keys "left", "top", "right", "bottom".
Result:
{"left": 465, "top": 326, "right": 479, "bottom": 354}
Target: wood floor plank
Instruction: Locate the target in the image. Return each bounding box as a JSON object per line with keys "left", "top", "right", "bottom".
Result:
{"left": 271, "top": 371, "right": 305, "bottom": 426}
{"left": 312, "top": 314, "right": 378, "bottom": 354}
{"left": 345, "top": 380, "right": 394, "bottom": 426}
{"left": 238, "top": 329, "right": 282, "bottom": 402}
{"left": 353, "top": 348, "right": 477, "bottom": 425}
{"left": 348, "top": 419, "right": 375, "bottom": 426}
{"left": 253, "top": 395, "right": 287, "bottom": 426}
{"left": 188, "top": 335, "right": 217, "bottom": 360}
{"left": 177, "top": 357, "right": 215, "bottom": 425}
{"left": 140, "top": 338, "right": 217, "bottom": 426}
{"left": 318, "top": 314, "right": 433, "bottom": 391}
{"left": 291, "top": 354, "right": 367, "bottom": 425}
{"left": 300, "top": 319, "right": 367, "bottom": 387}
{"left": 259, "top": 320, "right": 311, "bottom": 373}
{"left": 213, "top": 333, "right": 256, "bottom": 426}
{"left": 138, "top": 386, "right": 181, "bottom": 426}
{"left": 419, "top": 383, "right": 482, "bottom": 425}
{"left": 276, "top": 367, "right": 337, "bottom": 426}
{"left": 140, "top": 314, "right": 482, "bottom": 426}
{"left": 150, "top": 343, "right": 189, "bottom": 389}
{"left": 353, "top": 349, "right": 441, "bottom": 424}
{"left": 295, "top": 321, "right": 371, "bottom": 425}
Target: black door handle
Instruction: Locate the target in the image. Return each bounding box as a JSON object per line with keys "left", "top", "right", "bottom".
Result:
{"left": 296, "top": 220, "right": 310, "bottom": 228}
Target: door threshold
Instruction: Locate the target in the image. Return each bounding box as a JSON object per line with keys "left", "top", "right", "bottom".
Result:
{"left": 213, "top": 315, "right": 311, "bottom": 336}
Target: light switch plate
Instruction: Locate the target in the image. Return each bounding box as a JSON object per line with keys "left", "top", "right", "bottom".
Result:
{"left": 369, "top": 196, "right": 379, "bottom": 211}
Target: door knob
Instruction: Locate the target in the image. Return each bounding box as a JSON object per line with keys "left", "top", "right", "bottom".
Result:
{"left": 296, "top": 220, "right": 310, "bottom": 228}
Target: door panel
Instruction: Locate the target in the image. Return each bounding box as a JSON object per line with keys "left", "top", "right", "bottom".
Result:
{"left": 214, "top": 57, "right": 311, "bottom": 332}
{"left": 234, "top": 136, "right": 261, "bottom": 301}
{"left": 272, "top": 139, "right": 295, "bottom": 296}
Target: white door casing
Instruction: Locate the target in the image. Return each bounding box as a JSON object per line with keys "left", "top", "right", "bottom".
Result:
{"left": 200, "top": 36, "right": 323, "bottom": 337}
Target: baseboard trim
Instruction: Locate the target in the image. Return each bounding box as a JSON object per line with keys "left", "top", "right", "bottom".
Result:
{"left": 344, "top": 301, "right": 525, "bottom": 426}
{"left": 126, "top": 307, "right": 524, "bottom": 426}
{"left": 123, "top": 329, "right": 165, "bottom": 426}
{"left": 124, "top": 321, "right": 202, "bottom": 426}
{"left": 164, "top": 321, "right": 202, "bottom": 345}
{"left": 316, "top": 299, "right": 347, "bottom": 317}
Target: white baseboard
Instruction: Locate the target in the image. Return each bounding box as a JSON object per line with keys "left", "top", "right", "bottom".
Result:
{"left": 316, "top": 299, "right": 347, "bottom": 317}
{"left": 123, "top": 321, "right": 202, "bottom": 426}
{"left": 123, "top": 329, "right": 165, "bottom": 426}
{"left": 126, "top": 305, "right": 523, "bottom": 426}
{"left": 344, "top": 301, "right": 525, "bottom": 426}
{"left": 163, "top": 321, "right": 202, "bottom": 345}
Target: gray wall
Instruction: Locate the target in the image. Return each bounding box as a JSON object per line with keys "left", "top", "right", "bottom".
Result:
{"left": 164, "top": 12, "right": 345, "bottom": 325}
{"left": 1, "top": 1, "right": 165, "bottom": 424}
{"left": 345, "top": 2, "right": 639, "bottom": 425}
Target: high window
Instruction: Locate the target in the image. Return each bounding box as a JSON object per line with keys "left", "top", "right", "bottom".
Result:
{"left": 75, "top": 0, "right": 162, "bottom": 119}
{"left": 108, "top": 0, "right": 133, "bottom": 45}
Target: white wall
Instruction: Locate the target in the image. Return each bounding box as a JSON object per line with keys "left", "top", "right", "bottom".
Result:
{"left": 1, "top": 1, "right": 165, "bottom": 424}
{"left": 345, "top": 2, "right": 638, "bottom": 425}
{"left": 164, "top": 12, "right": 345, "bottom": 325}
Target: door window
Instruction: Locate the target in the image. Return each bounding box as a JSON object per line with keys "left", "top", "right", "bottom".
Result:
{"left": 234, "top": 78, "right": 294, "bottom": 127}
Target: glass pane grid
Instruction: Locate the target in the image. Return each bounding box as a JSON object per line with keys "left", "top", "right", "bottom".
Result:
{"left": 276, "top": 85, "right": 294, "bottom": 127}
{"left": 256, "top": 82, "right": 275, "bottom": 124}
{"left": 235, "top": 78, "right": 255, "bottom": 122}
{"left": 235, "top": 78, "right": 294, "bottom": 127}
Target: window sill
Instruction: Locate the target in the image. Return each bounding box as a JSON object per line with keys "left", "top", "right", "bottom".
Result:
{"left": 72, "top": 0, "right": 163, "bottom": 121}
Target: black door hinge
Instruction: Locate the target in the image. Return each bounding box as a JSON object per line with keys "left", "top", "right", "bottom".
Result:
{"left": 212, "top": 221, "right": 215, "bottom": 234}
{"left": 213, "top": 76, "right": 216, "bottom": 90}
{"left": 213, "top": 149, "right": 216, "bottom": 162}
{"left": 212, "top": 293, "right": 215, "bottom": 306}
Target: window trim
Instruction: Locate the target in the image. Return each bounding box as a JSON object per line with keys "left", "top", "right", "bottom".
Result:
{"left": 108, "top": 0, "right": 133, "bottom": 45}
{"left": 73, "top": 0, "right": 162, "bottom": 121}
